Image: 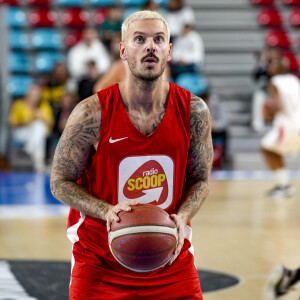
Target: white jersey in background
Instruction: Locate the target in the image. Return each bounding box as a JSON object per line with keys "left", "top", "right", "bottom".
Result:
{"left": 261, "top": 73, "right": 300, "bottom": 154}
{"left": 271, "top": 74, "right": 300, "bottom": 119}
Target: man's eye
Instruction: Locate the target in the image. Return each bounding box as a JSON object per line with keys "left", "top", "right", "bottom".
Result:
{"left": 156, "top": 36, "right": 164, "bottom": 42}
{"left": 135, "top": 36, "right": 144, "bottom": 42}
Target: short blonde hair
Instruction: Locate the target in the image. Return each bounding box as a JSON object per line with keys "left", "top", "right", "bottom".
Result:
{"left": 121, "top": 10, "right": 170, "bottom": 42}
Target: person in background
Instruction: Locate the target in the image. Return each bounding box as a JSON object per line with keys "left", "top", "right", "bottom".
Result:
{"left": 170, "top": 21, "right": 204, "bottom": 80}
{"left": 264, "top": 264, "right": 300, "bottom": 299}
{"left": 41, "top": 61, "right": 69, "bottom": 109}
{"left": 77, "top": 60, "right": 101, "bottom": 101}
{"left": 67, "top": 27, "right": 111, "bottom": 92}
{"left": 9, "top": 84, "right": 54, "bottom": 172}
{"left": 46, "top": 92, "right": 77, "bottom": 163}
{"left": 99, "top": 5, "right": 122, "bottom": 49}
{"left": 201, "top": 88, "right": 229, "bottom": 168}
{"left": 251, "top": 46, "right": 281, "bottom": 133}
{"left": 165, "top": 0, "right": 195, "bottom": 40}
{"left": 142, "top": 0, "right": 160, "bottom": 12}
{"left": 261, "top": 58, "right": 300, "bottom": 198}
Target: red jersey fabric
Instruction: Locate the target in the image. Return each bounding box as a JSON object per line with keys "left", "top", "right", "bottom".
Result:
{"left": 67, "top": 82, "right": 200, "bottom": 289}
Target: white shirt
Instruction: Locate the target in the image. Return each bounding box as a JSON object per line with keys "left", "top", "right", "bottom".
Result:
{"left": 271, "top": 74, "right": 300, "bottom": 119}
{"left": 67, "top": 40, "right": 111, "bottom": 79}
{"left": 171, "top": 30, "right": 205, "bottom": 66}
{"left": 165, "top": 6, "right": 195, "bottom": 37}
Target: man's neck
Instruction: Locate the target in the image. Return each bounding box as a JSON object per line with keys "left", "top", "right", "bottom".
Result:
{"left": 119, "top": 76, "right": 169, "bottom": 114}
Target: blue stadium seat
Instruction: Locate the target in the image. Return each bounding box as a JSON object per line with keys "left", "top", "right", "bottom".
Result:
{"left": 6, "top": 7, "right": 27, "bottom": 27}
{"left": 7, "top": 75, "right": 33, "bottom": 98}
{"left": 9, "top": 30, "right": 30, "bottom": 49}
{"left": 54, "top": 0, "right": 84, "bottom": 6}
{"left": 31, "top": 29, "right": 63, "bottom": 49}
{"left": 9, "top": 52, "right": 32, "bottom": 73}
{"left": 123, "top": 7, "right": 140, "bottom": 19}
{"left": 119, "top": 0, "right": 146, "bottom": 5}
{"left": 175, "top": 73, "right": 208, "bottom": 96}
{"left": 35, "top": 52, "right": 65, "bottom": 72}
{"left": 153, "top": 0, "right": 168, "bottom": 6}
{"left": 88, "top": 0, "right": 115, "bottom": 5}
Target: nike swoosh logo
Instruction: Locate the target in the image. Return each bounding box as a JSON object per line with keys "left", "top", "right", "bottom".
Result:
{"left": 109, "top": 137, "right": 128, "bottom": 143}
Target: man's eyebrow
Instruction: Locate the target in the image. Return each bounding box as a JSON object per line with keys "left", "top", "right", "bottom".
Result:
{"left": 133, "top": 31, "right": 166, "bottom": 35}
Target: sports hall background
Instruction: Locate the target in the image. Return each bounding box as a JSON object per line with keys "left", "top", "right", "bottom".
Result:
{"left": 0, "top": 0, "right": 300, "bottom": 299}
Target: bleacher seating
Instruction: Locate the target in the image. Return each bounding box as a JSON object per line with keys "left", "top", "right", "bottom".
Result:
{"left": 289, "top": 8, "right": 300, "bottom": 26}
{"left": 265, "top": 29, "right": 291, "bottom": 48}
{"left": 282, "top": 52, "right": 299, "bottom": 71}
{"left": 28, "top": 8, "right": 57, "bottom": 27}
{"left": 7, "top": 75, "right": 33, "bottom": 98}
{"left": 35, "top": 51, "right": 65, "bottom": 72}
{"left": 88, "top": 0, "right": 115, "bottom": 6}
{"left": 93, "top": 8, "right": 106, "bottom": 25}
{"left": 26, "top": 0, "right": 51, "bottom": 5}
{"left": 61, "top": 8, "right": 89, "bottom": 26}
{"left": 54, "top": 0, "right": 84, "bottom": 6}
{"left": 281, "top": 0, "right": 300, "bottom": 6}
{"left": 250, "top": 0, "right": 274, "bottom": 5}
{"left": 64, "top": 30, "right": 82, "bottom": 47}
{"left": 9, "top": 52, "right": 32, "bottom": 73}
{"left": 257, "top": 8, "right": 282, "bottom": 26}
{"left": 9, "top": 30, "right": 30, "bottom": 49}
{"left": 175, "top": 73, "right": 208, "bottom": 96}
{"left": 6, "top": 7, "right": 27, "bottom": 27}
{"left": 31, "top": 29, "right": 63, "bottom": 49}
{"left": 0, "top": 0, "right": 20, "bottom": 5}
{"left": 119, "top": 0, "right": 146, "bottom": 6}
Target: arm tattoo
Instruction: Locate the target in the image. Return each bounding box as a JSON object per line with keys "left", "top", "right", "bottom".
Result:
{"left": 178, "top": 94, "right": 213, "bottom": 223}
{"left": 50, "top": 95, "right": 112, "bottom": 220}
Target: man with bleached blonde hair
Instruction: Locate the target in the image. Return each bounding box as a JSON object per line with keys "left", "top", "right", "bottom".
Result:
{"left": 51, "top": 10, "right": 212, "bottom": 299}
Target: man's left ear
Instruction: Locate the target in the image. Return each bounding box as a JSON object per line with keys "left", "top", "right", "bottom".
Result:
{"left": 167, "top": 43, "right": 172, "bottom": 63}
{"left": 120, "top": 42, "right": 127, "bottom": 61}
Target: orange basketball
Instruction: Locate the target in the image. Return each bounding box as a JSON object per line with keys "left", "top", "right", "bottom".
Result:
{"left": 108, "top": 204, "right": 178, "bottom": 272}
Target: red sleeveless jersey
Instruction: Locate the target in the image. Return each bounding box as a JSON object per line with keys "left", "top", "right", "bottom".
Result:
{"left": 67, "top": 82, "right": 200, "bottom": 288}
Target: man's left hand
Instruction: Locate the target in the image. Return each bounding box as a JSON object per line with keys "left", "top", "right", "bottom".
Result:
{"left": 168, "top": 214, "right": 186, "bottom": 265}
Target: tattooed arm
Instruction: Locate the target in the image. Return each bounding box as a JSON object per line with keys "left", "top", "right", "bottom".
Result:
{"left": 169, "top": 94, "right": 213, "bottom": 264}
{"left": 50, "top": 95, "right": 138, "bottom": 227}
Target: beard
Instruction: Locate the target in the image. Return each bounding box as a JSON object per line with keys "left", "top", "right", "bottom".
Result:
{"left": 127, "top": 53, "right": 167, "bottom": 83}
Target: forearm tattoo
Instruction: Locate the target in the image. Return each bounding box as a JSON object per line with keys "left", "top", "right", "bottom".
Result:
{"left": 50, "top": 95, "right": 111, "bottom": 220}
{"left": 178, "top": 94, "right": 213, "bottom": 223}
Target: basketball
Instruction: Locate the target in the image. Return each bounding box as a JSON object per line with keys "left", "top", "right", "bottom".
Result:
{"left": 108, "top": 204, "right": 178, "bottom": 272}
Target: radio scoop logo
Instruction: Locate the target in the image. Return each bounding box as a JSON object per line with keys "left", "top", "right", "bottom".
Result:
{"left": 118, "top": 155, "right": 174, "bottom": 209}
{"left": 123, "top": 160, "right": 168, "bottom": 205}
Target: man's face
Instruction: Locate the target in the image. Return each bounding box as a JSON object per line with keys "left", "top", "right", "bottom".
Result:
{"left": 120, "top": 19, "right": 172, "bottom": 82}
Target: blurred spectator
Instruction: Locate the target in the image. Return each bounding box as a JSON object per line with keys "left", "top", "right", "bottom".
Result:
{"left": 165, "top": 0, "right": 195, "bottom": 40}
{"left": 99, "top": 6, "right": 122, "bottom": 49}
{"left": 9, "top": 84, "right": 54, "bottom": 172}
{"left": 67, "top": 27, "right": 111, "bottom": 91}
{"left": 251, "top": 46, "right": 281, "bottom": 132}
{"left": 170, "top": 21, "right": 204, "bottom": 80}
{"left": 41, "top": 61, "right": 69, "bottom": 109}
{"left": 201, "top": 88, "right": 229, "bottom": 168}
{"left": 143, "top": 0, "right": 160, "bottom": 11}
{"left": 261, "top": 58, "right": 300, "bottom": 198}
{"left": 78, "top": 60, "right": 101, "bottom": 101}
{"left": 47, "top": 92, "right": 76, "bottom": 160}
{"left": 110, "top": 32, "right": 122, "bottom": 61}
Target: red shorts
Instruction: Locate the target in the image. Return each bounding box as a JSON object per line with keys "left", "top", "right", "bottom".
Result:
{"left": 70, "top": 276, "right": 203, "bottom": 300}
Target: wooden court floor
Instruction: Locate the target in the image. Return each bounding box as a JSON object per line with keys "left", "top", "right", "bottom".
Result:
{"left": 1, "top": 178, "right": 300, "bottom": 299}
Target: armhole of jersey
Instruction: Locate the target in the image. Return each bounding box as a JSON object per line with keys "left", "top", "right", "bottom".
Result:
{"left": 95, "top": 90, "right": 104, "bottom": 154}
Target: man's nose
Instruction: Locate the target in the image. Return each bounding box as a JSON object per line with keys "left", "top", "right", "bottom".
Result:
{"left": 146, "top": 40, "right": 156, "bottom": 52}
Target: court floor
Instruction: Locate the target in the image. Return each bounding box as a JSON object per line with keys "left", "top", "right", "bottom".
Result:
{"left": 0, "top": 170, "right": 300, "bottom": 299}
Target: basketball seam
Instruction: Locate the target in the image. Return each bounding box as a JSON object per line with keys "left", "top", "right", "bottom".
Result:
{"left": 108, "top": 225, "right": 178, "bottom": 244}
{"left": 110, "top": 240, "right": 176, "bottom": 257}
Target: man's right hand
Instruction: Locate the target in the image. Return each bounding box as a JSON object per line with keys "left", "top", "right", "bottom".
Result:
{"left": 105, "top": 200, "right": 140, "bottom": 232}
